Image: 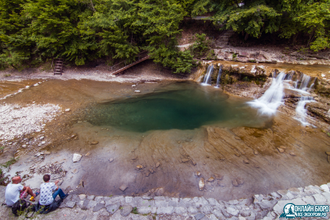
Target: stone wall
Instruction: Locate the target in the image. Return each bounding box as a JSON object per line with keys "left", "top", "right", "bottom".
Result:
{"left": 1, "top": 182, "right": 330, "bottom": 219}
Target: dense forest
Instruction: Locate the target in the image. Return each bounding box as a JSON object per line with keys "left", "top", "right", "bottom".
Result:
{"left": 0, "top": 0, "right": 329, "bottom": 73}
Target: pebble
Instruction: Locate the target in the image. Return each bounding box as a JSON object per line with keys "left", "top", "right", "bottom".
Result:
{"left": 196, "top": 171, "right": 201, "bottom": 177}
{"left": 134, "top": 90, "right": 141, "bottom": 93}
{"left": 65, "top": 108, "right": 71, "bottom": 112}
{"left": 208, "top": 177, "right": 215, "bottom": 182}
{"left": 73, "top": 153, "right": 82, "bottom": 163}
{"left": 277, "top": 147, "right": 285, "bottom": 153}
{"left": 254, "top": 150, "right": 259, "bottom": 155}
{"left": 289, "top": 152, "right": 296, "bottom": 156}
{"left": 243, "top": 159, "right": 250, "bottom": 164}
{"left": 85, "top": 152, "right": 91, "bottom": 156}
{"left": 136, "top": 165, "right": 143, "bottom": 169}
{"left": 22, "top": 145, "right": 27, "bottom": 148}
{"left": 109, "top": 158, "right": 114, "bottom": 163}
{"left": 326, "top": 152, "right": 330, "bottom": 156}
{"left": 181, "top": 158, "right": 189, "bottom": 163}
{"left": 232, "top": 178, "right": 244, "bottom": 187}
{"left": 44, "top": 151, "right": 51, "bottom": 155}
{"left": 119, "top": 185, "right": 128, "bottom": 192}
{"left": 90, "top": 141, "right": 99, "bottom": 145}
{"left": 199, "top": 178, "right": 205, "bottom": 191}
{"left": 156, "top": 162, "right": 160, "bottom": 168}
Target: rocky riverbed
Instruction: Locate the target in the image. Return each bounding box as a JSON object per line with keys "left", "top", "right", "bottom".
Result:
{"left": 0, "top": 58, "right": 330, "bottom": 219}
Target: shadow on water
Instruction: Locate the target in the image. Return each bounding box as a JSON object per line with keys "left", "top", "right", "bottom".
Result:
{"left": 83, "top": 82, "right": 271, "bottom": 132}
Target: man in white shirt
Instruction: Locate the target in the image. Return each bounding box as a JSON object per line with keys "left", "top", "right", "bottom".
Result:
{"left": 5, "top": 176, "right": 37, "bottom": 206}
{"left": 39, "top": 174, "right": 67, "bottom": 206}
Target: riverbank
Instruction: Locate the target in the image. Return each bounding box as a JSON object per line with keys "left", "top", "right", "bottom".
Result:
{"left": 0, "top": 182, "right": 330, "bottom": 219}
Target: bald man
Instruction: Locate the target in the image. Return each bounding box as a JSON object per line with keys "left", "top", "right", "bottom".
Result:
{"left": 5, "top": 176, "right": 37, "bottom": 206}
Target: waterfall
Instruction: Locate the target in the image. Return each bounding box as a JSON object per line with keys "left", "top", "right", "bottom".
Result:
{"left": 248, "top": 72, "right": 286, "bottom": 115}
{"left": 201, "top": 65, "right": 214, "bottom": 86}
{"left": 298, "top": 74, "right": 311, "bottom": 91}
{"left": 294, "top": 96, "right": 314, "bottom": 126}
{"left": 214, "top": 65, "right": 223, "bottom": 88}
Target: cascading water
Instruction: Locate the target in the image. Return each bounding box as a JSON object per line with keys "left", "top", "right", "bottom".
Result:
{"left": 291, "top": 74, "right": 315, "bottom": 125}
{"left": 298, "top": 74, "right": 311, "bottom": 91}
{"left": 201, "top": 65, "right": 214, "bottom": 86}
{"left": 214, "top": 65, "right": 223, "bottom": 88}
{"left": 248, "top": 72, "right": 286, "bottom": 115}
{"left": 294, "top": 96, "right": 314, "bottom": 126}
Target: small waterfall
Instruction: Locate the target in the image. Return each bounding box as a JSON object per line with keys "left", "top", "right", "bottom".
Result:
{"left": 298, "top": 74, "right": 311, "bottom": 91}
{"left": 201, "top": 65, "right": 214, "bottom": 86}
{"left": 248, "top": 72, "right": 286, "bottom": 115}
{"left": 214, "top": 65, "right": 223, "bottom": 88}
{"left": 285, "top": 72, "right": 293, "bottom": 80}
{"left": 294, "top": 96, "right": 314, "bottom": 126}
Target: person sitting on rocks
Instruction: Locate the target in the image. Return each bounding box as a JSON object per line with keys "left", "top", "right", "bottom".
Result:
{"left": 39, "top": 174, "right": 67, "bottom": 206}
{"left": 5, "top": 176, "right": 37, "bottom": 206}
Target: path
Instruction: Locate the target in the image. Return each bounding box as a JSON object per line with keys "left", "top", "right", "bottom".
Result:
{"left": 1, "top": 182, "right": 330, "bottom": 219}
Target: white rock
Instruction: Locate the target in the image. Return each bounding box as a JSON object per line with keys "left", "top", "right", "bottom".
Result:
{"left": 199, "top": 178, "right": 205, "bottom": 191}
{"left": 320, "top": 184, "right": 329, "bottom": 192}
{"left": 227, "top": 206, "right": 239, "bottom": 216}
{"left": 313, "top": 194, "right": 326, "bottom": 204}
{"left": 25, "top": 86, "right": 30, "bottom": 89}
{"left": 132, "top": 85, "right": 136, "bottom": 87}
{"left": 65, "top": 108, "right": 71, "bottom": 112}
{"left": 79, "top": 194, "right": 86, "bottom": 200}
{"left": 73, "top": 153, "right": 82, "bottom": 163}
{"left": 302, "top": 196, "right": 316, "bottom": 205}
{"left": 134, "top": 90, "right": 141, "bottom": 93}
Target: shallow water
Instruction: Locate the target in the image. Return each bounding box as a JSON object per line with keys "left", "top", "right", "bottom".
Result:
{"left": 83, "top": 82, "right": 267, "bottom": 132}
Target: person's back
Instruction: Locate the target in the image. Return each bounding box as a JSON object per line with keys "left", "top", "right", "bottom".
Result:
{"left": 5, "top": 182, "right": 23, "bottom": 206}
{"left": 39, "top": 181, "right": 56, "bottom": 206}
{"left": 39, "top": 174, "right": 67, "bottom": 206}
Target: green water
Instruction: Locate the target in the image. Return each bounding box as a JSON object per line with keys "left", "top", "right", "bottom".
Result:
{"left": 84, "top": 82, "right": 268, "bottom": 132}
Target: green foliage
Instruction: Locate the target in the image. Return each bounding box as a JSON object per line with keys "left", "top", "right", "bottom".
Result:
{"left": 2, "top": 158, "right": 17, "bottom": 168}
{"left": 131, "top": 207, "right": 138, "bottom": 214}
{"left": 191, "top": 33, "right": 209, "bottom": 58}
{"left": 0, "top": 0, "right": 329, "bottom": 71}
{"left": 213, "top": 3, "right": 281, "bottom": 38}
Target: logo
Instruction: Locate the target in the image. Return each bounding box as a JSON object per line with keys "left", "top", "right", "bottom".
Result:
{"left": 280, "top": 203, "right": 329, "bottom": 218}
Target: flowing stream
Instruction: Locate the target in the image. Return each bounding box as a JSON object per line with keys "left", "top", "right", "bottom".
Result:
{"left": 201, "top": 65, "right": 214, "bottom": 86}
{"left": 214, "top": 65, "right": 223, "bottom": 88}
